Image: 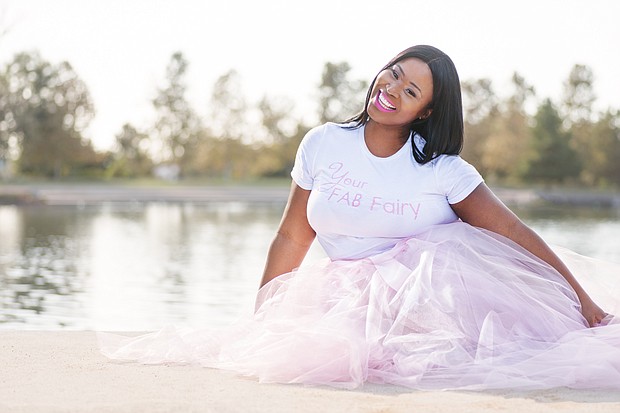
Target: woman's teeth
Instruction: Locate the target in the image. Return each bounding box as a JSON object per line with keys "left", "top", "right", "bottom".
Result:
{"left": 378, "top": 91, "right": 396, "bottom": 110}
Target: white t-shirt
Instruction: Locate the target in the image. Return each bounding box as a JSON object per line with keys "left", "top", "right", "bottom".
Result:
{"left": 291, "top": 122, "right": 484, "bottom": 260}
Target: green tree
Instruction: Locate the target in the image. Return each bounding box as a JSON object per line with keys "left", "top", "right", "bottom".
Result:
{"left": 462, "top": 78, "right": 498, "bottom": 124}
{"left": 0, "top": 51, "right": 98, "bottom": 177}
{"left": 252, "top": 95, "right": 309, "bottom": 177}
{"left": 198, "top": 69, "right": 253, "bottom": 179}
{"left": 207, "top": 69, "right": 247, "bottom": 141}
{"left": 0, "top": 72, "right": 14, "bottom": 179}
{"left": 461, "top": 78, "right": 498, "bottom": 174}
{"left": 106, "top": 123, "right": 153, "bottom": 178}
{"left": 0, "top": 16, "right": 14, "bottom": 171}
{"left": 480, "top": 73, "right": 535, "bottom": 183}
{"left": 0, "top": 69, "right": 9, "bottom": 162}
{"left": 317, "top": 62, "right": 368, "bottom": 123}
{"left": 561, "top": 64, "right": 596, "bottom": 126}
{"left": 152, "top": 52, "right": 201, "bottom": 170}
{"left": 560, "top": 64, "right": 600, "bottom": 185}
{"left": 579, "top": 110, "right": 620, "bottom": 187}
{"left": 525, "top": 99, "right": 581, "bottom": 184}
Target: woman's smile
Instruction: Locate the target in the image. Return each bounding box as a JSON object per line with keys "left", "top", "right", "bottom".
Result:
{"left": 375, "top": 90, "right": 397, "bottom": 112}
{"left": 367, "top": 57, "right": 434, "bottom": 127}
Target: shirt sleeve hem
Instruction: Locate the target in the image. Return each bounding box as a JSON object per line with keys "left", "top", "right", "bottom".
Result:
{"left": 291, "top": 173, "right": 313, "bottom": 190}
{"left": 447, "top": 178, "right": 484, "bottom": 204}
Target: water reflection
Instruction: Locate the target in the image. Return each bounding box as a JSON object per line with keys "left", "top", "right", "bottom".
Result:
{"left": 514, "top": 205, "right": 620, "bottom": 262}
{"left": 0, "top": 202, "right": 618, "bottom": 331}
{"left": 0, "top": 205, "right": 91, "bottom": 327}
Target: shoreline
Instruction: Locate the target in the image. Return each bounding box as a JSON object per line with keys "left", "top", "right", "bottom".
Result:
{"left": 1, "top": 182, "right": 619, "bottom": 207}
{"left": 0, "top": 183, "right": 291, "bottom": 205}
{"left": 2, "top": 331, "right": 619, "bottom": 412}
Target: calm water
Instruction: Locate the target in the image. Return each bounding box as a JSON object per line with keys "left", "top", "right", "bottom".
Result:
{"left": 1, "top": 202, "right": 619, "bottom": 331}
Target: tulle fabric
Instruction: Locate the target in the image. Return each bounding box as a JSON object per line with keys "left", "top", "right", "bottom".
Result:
{"left": 99, "top": 222, "right": 620, "bottom": 390}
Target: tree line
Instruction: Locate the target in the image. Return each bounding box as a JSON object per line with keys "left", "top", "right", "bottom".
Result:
{"left": 462, "top": 69, "right": 620, "bottom": 187}
{"left": 1, "top": 50, "right": 619, "bottom": 187}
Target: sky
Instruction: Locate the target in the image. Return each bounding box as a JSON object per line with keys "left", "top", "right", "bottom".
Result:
{"left": 1, "top": 0, "right": 619, "bottom": 151}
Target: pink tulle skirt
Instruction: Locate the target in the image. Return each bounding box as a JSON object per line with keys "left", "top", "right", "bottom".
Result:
{"left": 98, "top": 222, "right": 620, "bottom": 390}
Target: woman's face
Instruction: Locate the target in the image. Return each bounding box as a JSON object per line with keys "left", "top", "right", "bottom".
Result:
{"left": 367, "top": 57, "right": 434, "bottom": 128}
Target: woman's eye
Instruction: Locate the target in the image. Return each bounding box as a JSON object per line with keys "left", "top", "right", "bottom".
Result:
{"left": 406, "top": 88, "right": 416, "bottom": 97}
{"left": 391, "top": 69, "right": 398, "bottom": 79}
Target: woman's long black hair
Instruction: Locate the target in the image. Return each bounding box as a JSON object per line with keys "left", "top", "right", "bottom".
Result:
{"left": 344, "top": 45, "right": 464, "bottom": 164}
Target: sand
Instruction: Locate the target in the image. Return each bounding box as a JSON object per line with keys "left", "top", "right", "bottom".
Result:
{"left": 1, "top": 331, "right": 619, "bottom": 413}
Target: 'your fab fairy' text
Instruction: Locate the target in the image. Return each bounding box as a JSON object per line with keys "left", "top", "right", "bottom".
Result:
{"left": 319, "top": 162, "right": 421, "bottom": 218}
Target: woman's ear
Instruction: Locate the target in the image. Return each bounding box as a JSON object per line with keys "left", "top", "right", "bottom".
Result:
{"left": 420, "top": 109, "right": 433, "bottom": 120}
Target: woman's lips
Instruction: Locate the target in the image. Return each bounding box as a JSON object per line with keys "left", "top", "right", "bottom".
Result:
{"left": 374, "top": 90, "right": 396, "bottom": 112}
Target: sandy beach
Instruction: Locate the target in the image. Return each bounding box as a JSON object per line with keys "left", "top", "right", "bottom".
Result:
{"left": 1, "top": 331, "right": 619, "bottom": 413}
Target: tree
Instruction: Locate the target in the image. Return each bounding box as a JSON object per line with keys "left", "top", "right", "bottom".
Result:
{"left": 207, "top": 69, "right": 248, "bottom": 141}
{"left": 560, "top": 64, "right": 600, "bottom": 185}
{"left": 106, "top": 123, "right": 153, "bottom": 178}
{"left": 0, "top": 51, "right": 98, "bottom": 177}
{"left": 525, "top": 99, "right": 581, "bottom": 184}
{"left": 152, "top": 52, "right": 201, "bottom": 170}
{"left": 1, "top": 13, "right": 17, "bottom": 175}
{"left": 251, "top": 95, "right": 309, "bottom": 177}
{"left": 0, "top": 69, "right": 9, "bottom": 162}
{"left": 480, "top": 73, "right": 535, "bottom": 182}
{"left": 578, "top": 110, "right": 620, "bottom": 187}
{"left": 198, "top": 69, "right": 253, "bottom": 179}
{"left": 462, "top": 78, "right": 498, "bottom": 125}
{"left": 317, "top": 62, "right": 368, "bottom": 123}
{"left": 461, "top": 78, "right": 498, "bottom": 174}
{"left": 561, "top": 64, "right": 596, "bottom": 126}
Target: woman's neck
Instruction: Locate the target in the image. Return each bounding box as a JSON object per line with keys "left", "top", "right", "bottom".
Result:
{"left": 364, "top": 120, "right": 410, "bottom": 158}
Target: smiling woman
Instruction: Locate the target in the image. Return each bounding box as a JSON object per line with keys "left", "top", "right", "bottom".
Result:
{"left": 348, "top": 46, "right": 463, "bottom": 163}
{"left": 371, "top": 61, "right": 432, "bottom": 115}
{"left": 99, "top": 45, "right": 620, "bottom": 391}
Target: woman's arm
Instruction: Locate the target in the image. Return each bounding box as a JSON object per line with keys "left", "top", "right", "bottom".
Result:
{"left": 259, "top": 181, "right": 316, "bottom": 289}
{"left": 451, "top": 183, "right": 607, "bottom": 327}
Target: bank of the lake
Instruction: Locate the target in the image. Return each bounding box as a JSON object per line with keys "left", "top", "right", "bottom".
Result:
{"left": 0, "top": 182, "right": 291, "bottom": 205}
{"left": 2, "top": 181, "right": 619, "bottom": 207}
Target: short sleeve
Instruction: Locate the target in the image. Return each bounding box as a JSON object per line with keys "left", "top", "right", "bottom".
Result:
{"left": 433, "top": 155, "right": 484, "bottom": 204}
{"left": 290, "top": 125, "right": 325, "bottom": 190}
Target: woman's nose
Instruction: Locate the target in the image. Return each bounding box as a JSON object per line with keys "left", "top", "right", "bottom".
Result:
{"left": 386, "top": 83, "right": 399, "bottom": 97}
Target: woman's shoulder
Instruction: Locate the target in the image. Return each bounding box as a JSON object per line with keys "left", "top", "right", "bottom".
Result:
{"left": 302, "top": 122, "right": 358, "bottom": 145}
{"left": 318, "top": 121, "right": 359, "bottom": 135}
{"left": 430, "top": 152, "right": 476, "bottom": 171}
{"left": 429, "top": 151, "right": 484, "bottom": 198}
{"left": 412, "top": 133, "right": 466, "bottom": 169}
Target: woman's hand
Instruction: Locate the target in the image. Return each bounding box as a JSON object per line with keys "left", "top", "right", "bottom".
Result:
{"left": 579, "top": 295, "right": 609, "bottom": 327}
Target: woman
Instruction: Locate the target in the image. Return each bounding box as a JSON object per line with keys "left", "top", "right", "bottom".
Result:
{"left": 260, "top": 45, "right": 607, "bottom": 325}
{"left": 101, "top": 45, "right": 620, "bottom": 390}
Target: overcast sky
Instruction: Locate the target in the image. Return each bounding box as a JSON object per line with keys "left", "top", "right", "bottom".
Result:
{"left": 1, "top": 0, "right": 619, "bottom": 150}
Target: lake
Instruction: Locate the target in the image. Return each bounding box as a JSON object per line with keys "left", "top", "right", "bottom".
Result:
{"left": 1, "top": 201, "right": 619, "bottom": 331}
